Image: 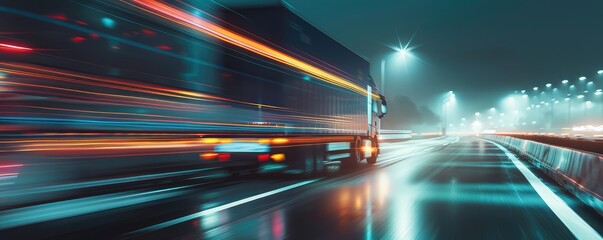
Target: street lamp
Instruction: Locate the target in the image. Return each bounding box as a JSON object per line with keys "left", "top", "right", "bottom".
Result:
{"left": 441, "top": 91, "right": 455, "bottom": 135}
{"left": 380, "top": 48, "right": 412, "bottom": 96}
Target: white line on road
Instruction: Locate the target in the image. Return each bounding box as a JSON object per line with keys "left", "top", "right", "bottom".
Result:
{"left": 483, "top": 139, "right": 602, "bottom": 240}
{"left": 129, "top": 179, "right": 319, "bottom": 235}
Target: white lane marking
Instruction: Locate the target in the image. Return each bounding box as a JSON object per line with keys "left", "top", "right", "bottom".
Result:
{"left": 130, "top": 179, "right": 319, "bottom": 235}
{"left": 483, "top": 139, "right": 603, "bottom": 240}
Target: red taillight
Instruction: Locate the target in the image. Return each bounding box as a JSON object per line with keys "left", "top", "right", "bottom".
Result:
{"left": 218, "top": 153, "right": 230, "bottom": 161}
{"left": 258, "top": 154, "right": 270, "bottom": 162}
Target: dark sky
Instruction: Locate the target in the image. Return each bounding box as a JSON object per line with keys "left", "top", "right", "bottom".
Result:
{"left": 279, "top": 0, "right": 603, "bottom": 123}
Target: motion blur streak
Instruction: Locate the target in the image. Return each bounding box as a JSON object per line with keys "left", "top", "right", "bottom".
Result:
{"left": 0, "top": 136, "right": 354, "bottom": 159}
{"left": 0, "top": 186, "right": 192, "bottom": 230}
{"left": 0, "top": 43, "right": 33, "bottom": 52}
{"left": 129, "top": 179, "right": 319, "bottom": 235}
{"left": 0, "top": 62, "right": 284, "bottom": 110}
{"left": 0, "top": 62, "right": 356, "bottom": 132}
{"left": 124, "top": 0, "right": 378, "bottom": 99}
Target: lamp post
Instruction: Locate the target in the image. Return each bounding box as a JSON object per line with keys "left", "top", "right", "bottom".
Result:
{"left": 568, "top": 84, "right": 576, "bottom": 126}
{"left": 441, "top": 91, "right": 455, "bottom": 135}
{"left": 380, "top": 48, "right": 411, "bottom": 97}
{"left": 596, "top": 89, "right": 603, "bottom": 118}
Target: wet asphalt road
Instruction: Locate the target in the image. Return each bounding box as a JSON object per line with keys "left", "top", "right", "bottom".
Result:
{"left": 2, "top": 137, "right": 602, "bottom": 239}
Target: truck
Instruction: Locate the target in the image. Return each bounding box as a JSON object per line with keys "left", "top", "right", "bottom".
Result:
{"left": 200, "top": 0, "right": 389, "bottom": 174}
{"left": 0, "top": 0, "right": 387, "bottom": 180}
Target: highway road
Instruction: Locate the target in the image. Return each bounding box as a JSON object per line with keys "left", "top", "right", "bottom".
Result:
{"left": 1, "top": 137, "right": 602, "bottom": 239}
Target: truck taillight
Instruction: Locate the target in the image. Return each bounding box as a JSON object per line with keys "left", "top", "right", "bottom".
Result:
{"left": 200, "top": 153, "right": 218, "bottom": 160}
{"left": 270, "top": 153, "right": 285, "bottom": 162}
{"left": 218, "top": 153, "right": 230, "bottom": 161}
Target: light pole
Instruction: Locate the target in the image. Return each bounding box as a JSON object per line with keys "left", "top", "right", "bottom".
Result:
{"left": 596, "top": 89, "right": 603, "bottom": 118}
{"left": 568, "top": 84, "right": 576, "bottom": 126}
{"left": 577, "top": 94, "right": 585, "bottom": 124}
{"left": 380, "top": 48, "right": 411, "bottom": 97}
{"left": 441, "top": 91, "right": 455, "bottom": 135}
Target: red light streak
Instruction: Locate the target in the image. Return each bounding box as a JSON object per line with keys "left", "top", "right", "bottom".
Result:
{"left": 156, "top": 45, "right": 171, "bottom": 50}
{"left": 0, "top": 164, "right": 23, "bottom": 169}
{"left": 75, "top": 20, "right": 88, "bottom": 25}
{"left": 0, "top": 43, "right": 33, "bottom": 52}
{"left": 47, "top": 14, "right": 68, "bottom": 21}
{"left": 71, "top": 36, "right": 86, "bottom": 43}
{"left": 141, "top": 29, "right": 156, "bottom": 35}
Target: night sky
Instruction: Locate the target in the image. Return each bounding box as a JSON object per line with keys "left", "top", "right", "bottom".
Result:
{"left": 272, "top": 0, "right": 603, "bottom": 129}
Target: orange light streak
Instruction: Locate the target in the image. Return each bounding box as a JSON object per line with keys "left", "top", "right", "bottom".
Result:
{"left": 125, "top": 0, "right": 379, "bottom": 99}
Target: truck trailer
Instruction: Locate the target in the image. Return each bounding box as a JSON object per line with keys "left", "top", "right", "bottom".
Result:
{"left": 0, "top": 0, "right": 387, "bottom": 178}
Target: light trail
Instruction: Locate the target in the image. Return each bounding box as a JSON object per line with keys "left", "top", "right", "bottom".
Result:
{"left": 0, "top": 43, "right": 33, "bottom": 52}
{"left": 1, "top": 62, "right": 356, "bottom": 130}
{"left": 123, "top": 0, "right": 378, "bottom": 99}
{"left": 1, "top": 62, "right": 362, "bottom": 133}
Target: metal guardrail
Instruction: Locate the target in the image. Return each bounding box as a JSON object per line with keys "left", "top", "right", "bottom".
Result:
{"left": 483, "top": 135, "right": 603, "bottom": 216}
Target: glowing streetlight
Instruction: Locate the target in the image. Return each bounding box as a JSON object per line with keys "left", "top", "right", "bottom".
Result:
{"left": 579, "top": 76, "right": 587, "bottom": 81}
{"left": 546, "top": 83, "right": 552, "bottom": 88}
{"left": 598, "top": 70, "right": 603, "bottom": 75}
{"left": 380, "top": 47, "right": 413, "bottom": 96}
{"left": 397, "top": 48, "right": 411, "bottom": 58}
{"left": 441, "top": 91, "right": 455, "bottom": 135}
{"left": 562, "top": 80, "right": 569, "bottom": 84}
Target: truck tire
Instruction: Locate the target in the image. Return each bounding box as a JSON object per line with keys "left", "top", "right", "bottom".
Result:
{"left": 288, "top": 144, "right": 326, "bottom": 176}
{"left": 367, "top": 139, "right": 379, "bottom": 164}
{"left": 342, "top": 137, "right": 363, "bottom": 169}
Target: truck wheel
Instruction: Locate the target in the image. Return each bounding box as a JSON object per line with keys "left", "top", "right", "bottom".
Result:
{"left": 288, "top": 144, "right": 326, "bottom": 176}
{"left": 342, "top": 137, "right": 363, "bottom": 169}
{"left": 367, "top": 139, "right": 379, "bottom": 164}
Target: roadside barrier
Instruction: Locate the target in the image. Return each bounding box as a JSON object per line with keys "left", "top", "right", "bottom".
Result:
{"left": 483, "top": 135, "right": 603, "bottom": 216}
